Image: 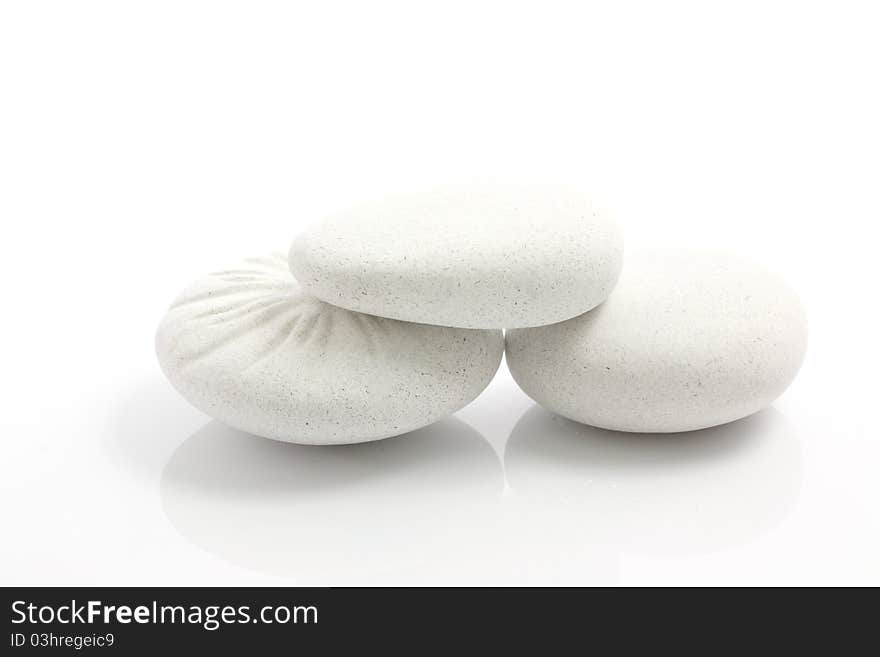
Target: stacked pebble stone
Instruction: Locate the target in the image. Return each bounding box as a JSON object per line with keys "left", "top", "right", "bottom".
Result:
{"left": 156, "top": 184, "right": 807, "bottom": 444}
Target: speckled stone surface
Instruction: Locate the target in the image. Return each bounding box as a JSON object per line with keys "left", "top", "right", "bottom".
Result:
{"left": 506, "top": 249, "right": 808, "bottom": 433}
{"left": 289, "top": 184, "right": 624, "bottom": 329}
{"left": 156, "top": 253, "right": 504, "bottom": 444}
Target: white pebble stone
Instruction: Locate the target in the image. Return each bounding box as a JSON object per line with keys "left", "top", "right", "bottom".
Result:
{"left": 506, "top": 249, "right": 808, "bottom": 433}
{"left": 289, "top": 184, "right": 623, "bottom": 329}
{"left": 156, "top": 253, "right": 503, "bottom": 444}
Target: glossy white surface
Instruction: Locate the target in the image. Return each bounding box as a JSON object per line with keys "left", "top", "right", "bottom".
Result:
{"left": 2, "top": 0, "right": 879, "bottom": 586}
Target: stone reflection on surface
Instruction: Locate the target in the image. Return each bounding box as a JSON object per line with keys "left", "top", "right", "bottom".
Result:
{"left": 160, "top": 401, "right": 801, "bottom": 584}
{"left": 160, "top": 416, "right": 508, "bottom": 584}
{"left": 503, "top": 405, "right": 802, "bottom": 556}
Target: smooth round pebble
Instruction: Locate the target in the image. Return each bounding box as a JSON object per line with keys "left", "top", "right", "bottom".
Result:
{"left": 506, "top": 249, "right": 808, "bottom": 433}
{"left": 156, "top": 253, "right": 503, "bottom": 444}
{"left": 289, "top": 184, "right": 623, "bottom": 329}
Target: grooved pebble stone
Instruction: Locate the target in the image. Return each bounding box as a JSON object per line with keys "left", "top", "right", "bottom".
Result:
{"left": 506, "top": 249, "right": 808, "bottom": 433}
{"left": 289, "top": 184, "right": 624, "bottom": 329}
{"left": 156, "top": 253, "right": 503, "bottom": 444}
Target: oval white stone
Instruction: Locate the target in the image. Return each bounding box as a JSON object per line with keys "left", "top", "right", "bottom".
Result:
{"left": 156, "top": 253, "right": 503, "bottom": 444}
{"left": 289, "top": 184, "right": 623, "bottom": 329}
{"left": 506, "top": 250, "right": 808, "bottom": 433}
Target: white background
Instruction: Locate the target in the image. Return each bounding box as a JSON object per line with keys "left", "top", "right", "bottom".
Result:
{"left": 1, "top": 1, "right": 878, "bottom": 585}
